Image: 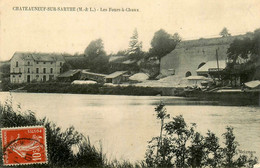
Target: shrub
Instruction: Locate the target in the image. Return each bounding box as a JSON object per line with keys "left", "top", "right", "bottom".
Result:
{"left": 145, "top": 102, "right": 258, "bottom": 168}
{"left": 0, "top": 99, "right": 105, "bottom": 167}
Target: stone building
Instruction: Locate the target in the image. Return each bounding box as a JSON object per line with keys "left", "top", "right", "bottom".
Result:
{"left": 10, "top": 52, "right": 65, "bottom": 83}
{"left": 160, "top": 35, "right": 249, "bottom": 78}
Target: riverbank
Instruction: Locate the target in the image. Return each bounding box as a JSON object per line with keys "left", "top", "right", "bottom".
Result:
{"left": 1, "top": 82, "right": 260, "bottom": 106}
{"left": 1, "top": 82, "right": 161, "bottom": 96}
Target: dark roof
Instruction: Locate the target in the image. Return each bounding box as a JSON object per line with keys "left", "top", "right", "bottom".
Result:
{"left": 58, "top": 70, "right": 81, "bottom": 78}
{"left": 12, "top": 52, "right": 65, "bottom": 62}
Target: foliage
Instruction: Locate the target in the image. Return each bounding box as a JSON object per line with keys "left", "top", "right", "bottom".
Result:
{"left": 0, "top": 99, "right": 148, "bottom": 168}
{"left": 0, "top": 78, "right": 23, "bottom": 91}
{"left": 128, "top": 28, "right": 143, "bottom": 57}
{"left": 145, "top": 102, "right": 258, "bottom": 168}
{"left": 0, "top": 99, "right": 104, "bottom": 167}
{"left": 227, "top": 29, "right": 260, "bottom": 65}
{"left": 116, "top": 50, "right": 128, "bottom": 56}
{"left": 220, "top": 27, "right": 231, "bottom": 37}
{"left": 0, "top": 63, "right": 10, "bottom": 78}
{"left": 84, "top": 38, "right": 107, "bottom": 58}
{"left": 82, "top": 39, "right": 110, "bottom": 73}
{"left": 224, "top": 28, "right": 260, "bottom": 82}
{"left": 3, "top": 82, "right": 160, "bottom": 96}
{"left": 149, "top": 29, "right": 181, "bottom": 62}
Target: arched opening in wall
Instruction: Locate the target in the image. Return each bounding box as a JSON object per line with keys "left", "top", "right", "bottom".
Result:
{"left": 198, "top": 62, "right": 206, "bottom": 69}
{"left": 185, "top": 71, "right": 192, "bottom": 77}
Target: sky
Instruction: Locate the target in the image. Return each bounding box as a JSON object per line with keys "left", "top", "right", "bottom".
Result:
{"left": 1, "top": 0, "right": 260, "bottom": 61}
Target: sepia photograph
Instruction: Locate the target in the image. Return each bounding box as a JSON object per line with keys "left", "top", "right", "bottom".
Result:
{"left": 0, "top": 0, "right": 260, "bottom": 167}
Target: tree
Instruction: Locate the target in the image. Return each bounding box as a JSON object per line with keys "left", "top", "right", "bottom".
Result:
{"left": 145, "top": 103, "right": 258, "bottom": 168}
{"left": 149, "top": 29, "right": 181, "bottom": 66}
{"left": 128, "top": 28, "right": 142, "bottom": 56}
{"left": 84, "top": 39, "right": 106, "bottom": 58}
{"left": 83, "top": 39, "right": 110, "bottom": 73}
{"left": 225, "top": 28, "right": 260, "bottom": 82}
{"left": 220, "top": 27, "right": 231, "bottom": 37}
{"left": 0, "top": 63, "right": 10, "bottom": 78}
{"left": 154, "top": 102, "right": 170, "bottom": 157}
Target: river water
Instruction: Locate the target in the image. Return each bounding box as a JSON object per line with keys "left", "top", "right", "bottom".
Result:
{"left": 0, "top": 92, "right": 260, "bottom": 162}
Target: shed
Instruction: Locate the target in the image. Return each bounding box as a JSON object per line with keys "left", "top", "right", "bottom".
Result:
{"left": 196, "top": 60, "right": 226, "bottom": 77}
{"left": 81, "top": 70, "right": 106, "bottom": 83}
{"left": 57, "top": 70, "right": 81, "bottom": 82}
{"left": 105, "top": 71, "right": 128, "bottom": 84}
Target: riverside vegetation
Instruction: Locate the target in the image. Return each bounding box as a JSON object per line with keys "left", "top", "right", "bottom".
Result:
{"left": 1, "top": 82, "right": 160, "bottom": 96}
{"left": 0, "top": 100, "right": 258, "bottom": 168}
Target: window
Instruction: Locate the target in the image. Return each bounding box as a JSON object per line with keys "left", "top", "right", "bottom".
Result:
{"left": 28, "top": 68, "right": 30, "bottom": 73}
{"left": 43, "top": 62, "right": 46, "bottom": 64}
{"left": 19, "top": 68, "right": 21, "bottom": 73}
{"left": 43, "top": 68, "right": 46, "bottom": 74}
{"left": 36, "top": 68, "right": 39, "bottom": 73}
{"left": 60, "top": 68, "right": 62, "bottom": 73}
{"left": 60, "top": 62, "right": 63, "bottom": 66}
{"left": 36, "top": 61, "right": 39, "bottom": 64}
{"left": 16, "top": 61, "right": 18, "bottom": 67}
{"left": 19, "top": 75, "right": 21, "bottom": 77}
{"left": 28, "top": 61, "right": 30, "bottom": 65}
{"left": 50, "top": 68, "right": 53, "bottom": 74}
{"left": 51, "top": 62, "right": 53, "bottom": 64}
{"left": 36, "top": 75, "right": 39, "bottom": 78}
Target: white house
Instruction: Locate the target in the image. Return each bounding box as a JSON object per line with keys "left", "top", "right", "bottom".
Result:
{"left": 10, "top": 52, "right": 65, "bottom": 83}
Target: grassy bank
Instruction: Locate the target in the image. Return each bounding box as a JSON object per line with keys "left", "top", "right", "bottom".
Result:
{"left": 1, "top": 82, "right": 160, "bottom": 96}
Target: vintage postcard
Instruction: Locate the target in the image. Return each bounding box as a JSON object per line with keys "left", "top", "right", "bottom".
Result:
{"left": 0, "top": 0, "right": 260, "bottom": 167}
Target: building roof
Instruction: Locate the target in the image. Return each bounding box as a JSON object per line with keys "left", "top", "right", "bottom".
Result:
{"left": 81, "top": 70, "right": 107, "bottom": 77}
{"left": 12, "top": 52, "right": 65, "bottom": 62}
{"left": 58, "top": 70, "right": 81, "bottom": 78}
{"left": 185, "top": 76, "right": 210, "bottom": 80}
{"left": 196, "top": 60, "right": 226, "bottom": 73}
{"left": 122, "top": 60, "right": 136, "bottom": 64}
{"left": 245, "top": 80, "right": 260, "bottom": 89}
{"left": 105, "top": 71, "right": 127, "bottom": 79}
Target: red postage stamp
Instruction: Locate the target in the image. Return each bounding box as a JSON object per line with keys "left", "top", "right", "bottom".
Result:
{"left": 1, "top": 126, "right": 48, "bottom": 166}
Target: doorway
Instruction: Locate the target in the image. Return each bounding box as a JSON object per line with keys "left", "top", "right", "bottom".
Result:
{"left": 27, "top": 75, "right": 30, "bottom": 83}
